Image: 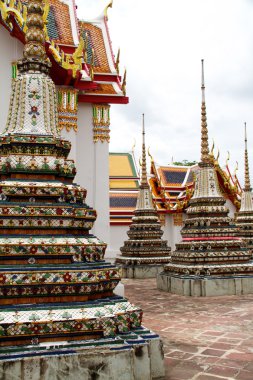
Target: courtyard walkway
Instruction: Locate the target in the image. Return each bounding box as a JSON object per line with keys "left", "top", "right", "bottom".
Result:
{"left": 123, "top": 278, "right": 253, "bottom": 380}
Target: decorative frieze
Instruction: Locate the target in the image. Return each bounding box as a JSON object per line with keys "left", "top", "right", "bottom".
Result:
{"left": 173, "top": 213, "right": 183, "bottom": 226}
{"left": 58, "top": 88, "right": 78, "bottom": 132}
{"left": 93, "top": 104, "right": 110, "bottom": 143}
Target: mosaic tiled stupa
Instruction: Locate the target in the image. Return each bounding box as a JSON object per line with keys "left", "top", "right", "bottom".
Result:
{"left": 0, "top": 2, "right": 164, "bottom": 378}
{"left": 157, "top": 60, "right": 253, "bottom": 296}
{"left": 235, "top": 123, "right": 253, "bottom": 254}
{"left": 116, "top": 115, "right": 171, "bottom": 278}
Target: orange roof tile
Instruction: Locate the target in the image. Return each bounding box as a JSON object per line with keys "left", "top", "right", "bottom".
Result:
{"left": 87, "top": 83, "right": 117, "bottom": 95}
{"left": 49, "top": 0, "right": 74, "bottom": 45}
{"left": 79, "top": 21, "right": 110, "bottom": 73}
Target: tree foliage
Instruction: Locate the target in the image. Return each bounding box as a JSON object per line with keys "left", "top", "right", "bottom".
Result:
{"left": 173, "top": 160, "right": 197, "bottom": 167}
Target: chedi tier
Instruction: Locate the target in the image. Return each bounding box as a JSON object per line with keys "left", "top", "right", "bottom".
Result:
{"left": 116, "top": 115, "right": 171, "bottom": 278}
{"left": 235, "top": 123, "right": 253, "bottom": 254}
{"left": 157, "top": 60, "right": 253, "bottom": 296}
{"left": 0, "top": 2, "right": 164, "bottom": 378}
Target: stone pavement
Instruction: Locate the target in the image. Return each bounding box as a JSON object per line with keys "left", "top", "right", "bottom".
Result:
{"left": 122, "top": 278, "right": 253, "bottom": 380}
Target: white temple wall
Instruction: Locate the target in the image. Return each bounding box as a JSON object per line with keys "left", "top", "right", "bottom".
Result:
{"left": 75, "top": 103, "right": 94, "bottom": 203}
{"left": 0, "top": 25, "right": 23, "bottom": 133}
{"left": 108, "top": 225, "right": 129, "bottom": 260}
{"left": 92, "top": 140, "right": 110, "bottom": 247}
{"left": 163, "top": 214, "right": 183, "bottom": 251}
{"left": 59, "top": 121, "right": 77, "bottom": 163}
{"left": 75, "top": 103, "right": 110, "bottom": 245}
{"left": 225, "top": 199, "right": 236, "bottom": 218}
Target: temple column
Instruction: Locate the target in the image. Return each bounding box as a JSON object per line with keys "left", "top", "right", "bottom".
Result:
{"left": 92, "top": 104, "right": 110, "bottom": 246}
{"left": 75, "top": 103, "right": 110, "bottom": 246}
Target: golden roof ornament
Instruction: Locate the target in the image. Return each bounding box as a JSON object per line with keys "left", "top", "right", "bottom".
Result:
{"left": 122, "top": 68, "right": 127, "bottom": 96}
{"left": 104, "top": 0, "right": 113, "bottom": 19}
{"left": 148, "top": 146, "right": 154, "bottom": 163}
{"left": 200, "top": 59, "right": 210, "bottom": 165}
{"left": 115, "top": 48, "right": 120, "bottom": 74}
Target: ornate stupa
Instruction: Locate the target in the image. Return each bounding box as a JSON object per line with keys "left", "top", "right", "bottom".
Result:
{"left": 235, "top": 123, "right": 253, "bottom": 252}
{"left": 0, "top": 2, "right": 164, "bottom": 378}
{"left": 157, "top": 60, "right": 253, "bottom": 296}
{"left": 116, "top": 115, "right": 171, "bottom": 278}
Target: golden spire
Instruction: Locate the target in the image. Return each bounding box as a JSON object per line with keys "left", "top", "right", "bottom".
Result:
{"left": 244, "top": 122, "right": 251, "bottom": 191}
{"left": 24, "top": 0, "right": 46, "bottom": 60}
{"left": 140, "top": 114, "right": 149, "bottom": 189}
{"left": 200, "top": 59, "right": 210, "bottom": 164}
{"left": 19, "top": 0, "right": 50, "bottom": 73}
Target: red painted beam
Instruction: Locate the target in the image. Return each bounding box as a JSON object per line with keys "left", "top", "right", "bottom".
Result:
{"left": 79, "top": 94, "right": 129, "bottom": 104}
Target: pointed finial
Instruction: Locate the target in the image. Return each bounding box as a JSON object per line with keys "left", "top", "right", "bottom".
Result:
{"left": 211, "top": 139, "right": 215, "bottom": 154}
{"left": 122, "top": 68, "right": 127, "bottom": 96}
{"left": 200, "top": 59, "right": 209, "bottom": 164}
{"left": 216, "top": 149, "right": 220, "bottom": 162}
{"left": 104, "top": 0, "right": 113, "bottom": 19}
{"left": 140, "top": 114, "right": 149, "bottom": 188}
{"left": 131, "top": 138, "right": 136, "bottom": 153}
{"left": 226, "top": 151, "right": 230, "bottom": 166}
{"left": 115, "top": 48, "right": 120, "bottom": 74}
{"left": 244, "top": 122, "right": 251, "bottom": 191}
{"left": 234, "top": 161, "right": 239, "bottom": 176}
{"left": 148, "top": 147, "right": 154, "bottom": 163}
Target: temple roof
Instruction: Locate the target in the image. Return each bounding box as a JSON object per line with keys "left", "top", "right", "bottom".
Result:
{"left": 0, "top": 0, "right": 127, "bottom": 103}
{"left": 109, "top": 153, "right": 139, "bottom": 190}
{"left": 109, "top": 152, "right": 242, "bottom": 225}
{"left": 109, "top": 153, "right": 139, "bottom": 225}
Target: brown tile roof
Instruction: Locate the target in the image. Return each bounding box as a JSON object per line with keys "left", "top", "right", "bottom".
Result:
{"left": 158, "top": 167, "right": 188, "bottom": 187}
{"left": 48, "top": 0, "right": 74, "bottom": 45}
{"left": 79, "top": 21, "right": 110, "bottom": 73}
{"left": 87, "top": 83, "right": 117, "bottom": 95}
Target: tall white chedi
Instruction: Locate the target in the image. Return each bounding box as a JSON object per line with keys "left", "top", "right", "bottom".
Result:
{"left": 116, "top": 114, "right": 171, "bottom": 278}
{"left": 157, "top": 60, "right": 253, "bottom": 297}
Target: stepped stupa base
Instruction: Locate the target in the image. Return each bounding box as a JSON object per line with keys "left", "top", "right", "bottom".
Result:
{"left": 116, "top": 257, "right": 171, "bottom": 278}
{"left": 157, "top": 272, "right": 253, "bottom": 297}
{"left": 0, "top": 327, "right": 165, "bottom": 380}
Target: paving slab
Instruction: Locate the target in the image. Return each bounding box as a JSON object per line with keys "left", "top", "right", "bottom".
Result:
{"left": 123, "top": 278, "right": 253, "bottom": 380}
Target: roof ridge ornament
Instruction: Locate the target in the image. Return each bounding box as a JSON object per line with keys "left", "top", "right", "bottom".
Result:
{"left": 104, "top": 0, "right": 113, "bottom": 19}
{"left": 244, "top": 122, "right": 251, "bottom": 191}
{"left": 200, "top": 59, "right": 210, "bottom": 165}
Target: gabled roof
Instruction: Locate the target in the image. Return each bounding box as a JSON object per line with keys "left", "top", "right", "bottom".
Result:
{"left": 0, "top": 0, "right": 128, "bottom": 103}
{"left": 150, "top": 156, "right": 242, "bottom": 213}
{"left": 157, "top": 165, "right": 196, "bottom": 188}
{"left": 108, "top": 151, "right": 242, "bottom": 224}
{"left": 109, "top": 153, "right": 139, "bottom": 190}
{"left": 109, "top": 153, "right": 139, "bottom": 225}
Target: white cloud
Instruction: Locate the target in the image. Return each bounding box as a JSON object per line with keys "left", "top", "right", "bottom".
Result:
{"left": 76, "top": 0, "right": 253, "bottom": 184}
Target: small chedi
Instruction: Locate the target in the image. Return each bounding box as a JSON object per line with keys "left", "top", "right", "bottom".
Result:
{"left": 0, "top": 2, "right": 164, "bottom": 379}
{"left": 235, "top": 123, "right": 253, "bottom": 254}
{"left": 157, "top": 60, "right": 253, "bottom": 296}
{"left": 116, "top": 115, "right": 171, "bottom": 278}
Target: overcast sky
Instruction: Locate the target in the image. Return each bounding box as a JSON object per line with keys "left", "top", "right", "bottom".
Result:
{"left": 76, "top": 0, "right": 253, "bottom": 184}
